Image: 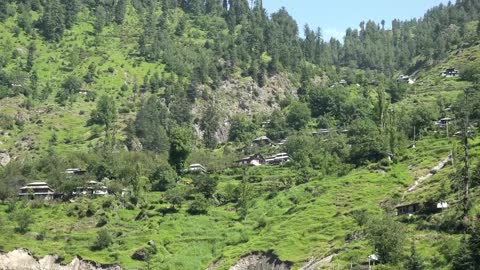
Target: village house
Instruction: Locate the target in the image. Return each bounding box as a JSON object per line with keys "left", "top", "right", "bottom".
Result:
{"left": 369, "top": 80, "right": 379, "bottom": 86}
{"left": 65, "top": 168, "right": 87, "bottom": 176}
{"left": 252, "top": 136, "right": 273, "bottom": 147}
{"left": 277, "top": 139, "right": 288, "bottom": 146}
{"left": 312, "top": 129, "right": 330, "bottom": 137}
{"left": 19, "top": 182, "right": 56, "bottom": 200}
{"left": 78, "top": 89, "right": 91, "bottom": 95}
{"left": 261, "top": 120, "right": 271, "bottom": 128}
{"left": 236, "top": 154, "right": 265, "bottom": 167}
{"left": 121, "top": 188, "right": 132, "bottom": 198}
{"left": 395, "top": 203, "right": 421, "bottom": 216}
{"left": 188, "top": 164, "right": 207, "bottom": 174}
{"left": 436, "top": 118, "right": 453, "bottom": 129}
{"left": 73, "top": 181, "right": 109, "bottom": 197}
{"left": 397, "top": 75, "right": 415, "bottom": 84}
{"left": 441, "top": 68, "right": 460, "bottom": 78}
{"left": 396, "top": 201, "right": 449, "bottom": 216}
{"left": 339, "top": 79, "right": 348, "bottom": 86}
{"left": 265, "top": 153, "right": 290, "bottom": 165}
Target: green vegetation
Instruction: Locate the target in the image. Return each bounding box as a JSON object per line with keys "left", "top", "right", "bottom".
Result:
{"left": 1, "top": 0, "right": 480, "bottom": 269}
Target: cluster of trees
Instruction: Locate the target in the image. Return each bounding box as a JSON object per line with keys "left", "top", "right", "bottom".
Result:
{"left": 2, "top": 0, "right": 480, "bottom": 102}
{"left": 134, "top": 0, "right": 480, "bottom": 84}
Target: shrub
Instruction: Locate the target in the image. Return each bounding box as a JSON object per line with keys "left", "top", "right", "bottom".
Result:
{"left": 351, "top": 209, "right": 369, "bottom": 227}
{"left": 187, "top": 195, "right": 209, "bottom": 215}
{"left": 96, "top": 216, "right": 108, "bottom": 227}
{"left": 36, "top": 230, "right": 46, "bottom": 241}
{"left": 131, "top": 246, "right": 156, "bottom": 261}
{"left": 13, "top": 209, "right": 34, "bottom": 234}
{"left": 93, "top": 229, "right": 112, "bottom": 250}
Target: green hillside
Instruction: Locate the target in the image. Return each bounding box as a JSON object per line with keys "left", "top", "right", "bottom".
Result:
{"left": 1, "top": 0, "right": 480, "bottom": 269}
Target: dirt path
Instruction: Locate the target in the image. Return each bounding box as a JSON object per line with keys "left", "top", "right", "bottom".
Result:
{"left": 300, "top": 254, "right": 335, "bottom": 270}
{"left": 402, "top": 155, "right": 452, "bottom": 200}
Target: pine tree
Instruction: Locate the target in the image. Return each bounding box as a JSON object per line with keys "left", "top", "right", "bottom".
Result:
{"left": 114, "top": 0, "right": 127, "bottom": 24}
{"left": 405, "top": 241, "right": 424, "bottom": 270}
{"left": 201, "top": 105, "right": 220, "bottom": 149}
{"left": 452, "top": 237, "right": 474, "bottom": 270}
{"left": 37, "top": 0, "right": 66, "bottom": 41}
{"left": 25, "top": 42, "right": 36, "bottom": 72}
{"left": 94, "top": 6, "right": 107, "bottom": 33}
{"left": 61, "top": 0, "right": 79, "bottom": 29}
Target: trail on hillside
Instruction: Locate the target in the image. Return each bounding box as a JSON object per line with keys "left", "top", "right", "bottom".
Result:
{"left": 300, "top": 254, "right": 335, "bottom": 270}
{"left": 402, "top": 154, "right": 452, "bottom": 201}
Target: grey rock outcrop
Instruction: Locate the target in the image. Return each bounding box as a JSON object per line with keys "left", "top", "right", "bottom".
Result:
{"left": 0, "top": 151, "right": 10, "bottom": 167}
{"left": 229, "top": 252, "right": 292, "bottom": 270}
{"left": 0, "top": 249, "right": 122, "bottom": 270}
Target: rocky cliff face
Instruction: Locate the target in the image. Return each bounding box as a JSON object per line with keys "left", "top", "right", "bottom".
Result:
{"left": 0, "top": 249, "right": 122, "bottom": 270}
{"left": 193, "top": 74, "right": 297, "bottom": 143}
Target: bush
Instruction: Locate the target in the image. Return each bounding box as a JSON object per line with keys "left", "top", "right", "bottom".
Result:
{"left": 131, "top": 245, "right": 156, "bottom": 261}
{"left": 187, "top": 195, "right": 209, "bottom": 215}
{"left": 93, "top": 229, "right": 112, "bottom": 250}
{"left": 36, "top": 230, "right": 46, "bottom": 241}
{"left": 351, "top": 209, "right": 369, "bottom": 227}
{"left": 0, "top": 113, "right": 14, "bottom": 129}
{"left": 96, "top": 216, "right": 108, "bottom": 227}
{"left": 13, "top": 209, "right": 34, "bottom": 234}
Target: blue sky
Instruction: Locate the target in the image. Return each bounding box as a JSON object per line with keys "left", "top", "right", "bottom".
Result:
{"left": 263, "top": 0, "right": 452, "bottom": 40}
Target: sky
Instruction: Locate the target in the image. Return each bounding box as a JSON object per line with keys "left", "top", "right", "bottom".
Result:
{"left": 262, "top": 0, "right": 452, "bottom": 41}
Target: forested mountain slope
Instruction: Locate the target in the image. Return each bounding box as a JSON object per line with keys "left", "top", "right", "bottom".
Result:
{"left": 1, "top": 0, "right": 480, "bottom": 269}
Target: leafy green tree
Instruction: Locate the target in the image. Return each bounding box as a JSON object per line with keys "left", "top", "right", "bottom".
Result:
{"left": 169, "top": 96, "right": 192, "bottom": 125}
{"left": 168, "top": 127, "right": 193, "bottom": 173}
{"left": 56, "top": 75, "right": 81, "bottom": 105}
{"left": 366, "top": 213, "right": 405, "bottom": 264}
{"left": 386, "top": 81, "right": 408, "bottom": 103}
{"left": 134, "top": 96, "right": 170, "bottom": 154}
{"left": 285, "top": 134, "right": 314, "bottom": 168}
{"left": 266, "top": 109, "right": 288, "bottom": 141}
{"left": 89, "top": 95, "right": 117, "bottom": 132}
{"left": 165, "top": 186, "right": 188, "bottom": 209}
{"left": 309, "top": 87, "right": 348, "bottom": 119}
{"left": 151, "top": 164, "right": 177, "bottom": 191}
{"left": 348, "top": 118, "right": 387, "bottom": 165}
{"left": 462, "top": 63, "right": 480, "bottom": 84}
{"left": 410, "top": 104, "right": 439, "bottom": 137}
{"left": 192, "top": 175, "right": 218, "bottom": 198}
{"left": 286, "top": 101, "right": 311, "bottom": 131}
{"left": 228, "top": 114, "right": 256, "bottom": 143}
